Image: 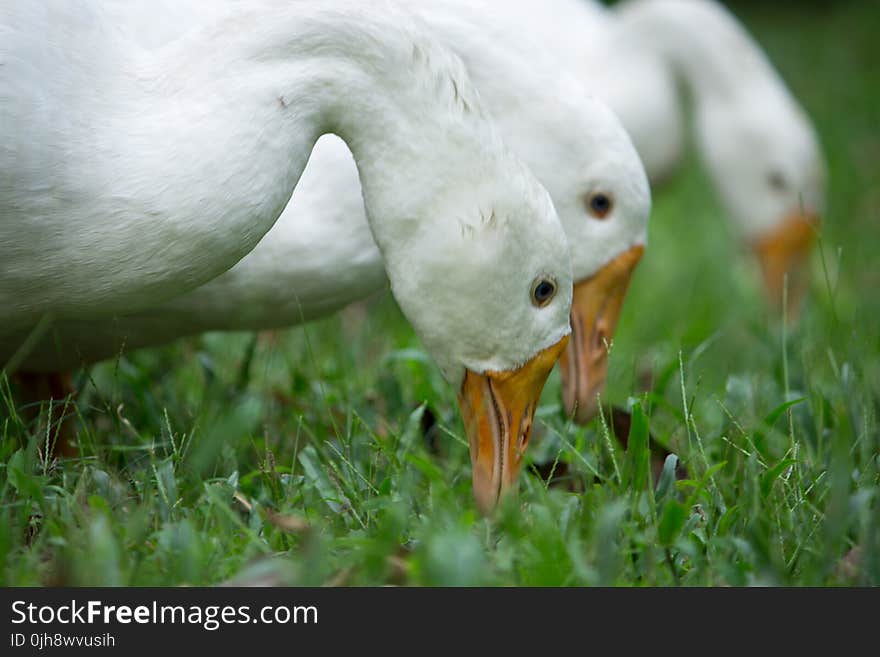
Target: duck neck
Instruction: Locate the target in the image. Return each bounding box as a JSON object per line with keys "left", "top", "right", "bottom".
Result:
{"left": 303, "top": 14, "right": 501, "bottom": 261}
{"left": 91, "top": 1, "right": 499, "bottom": 307}
{"left": 616, "top": 0, "right": 782, "bottom": 104}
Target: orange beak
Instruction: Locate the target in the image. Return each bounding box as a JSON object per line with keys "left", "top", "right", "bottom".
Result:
{"left": 750, "top": 212, "right": 819, "bottom": 321}
{"left": 558, "top": 245, "right": 644, "bottom": 424}
{"left": 457, "top": 335, "right": 569, "bottom": 514}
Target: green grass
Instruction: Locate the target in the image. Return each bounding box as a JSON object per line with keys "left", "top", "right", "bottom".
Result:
{"left": 1, "top": 1, "right": 878, "bottom": 586}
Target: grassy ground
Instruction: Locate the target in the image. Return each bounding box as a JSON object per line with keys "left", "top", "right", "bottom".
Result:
{"left": 1, "top": 1, "right": 878, "bottom": 586}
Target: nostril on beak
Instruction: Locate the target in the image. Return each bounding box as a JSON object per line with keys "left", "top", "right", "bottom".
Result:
{"left": 592, "top": 326, "right": 609, "bottom": 363}
{"left": 517, "top": 414, "right": 532, "bottom": 455}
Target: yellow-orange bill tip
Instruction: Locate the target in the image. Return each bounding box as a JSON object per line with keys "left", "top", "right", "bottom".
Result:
{"left": 751, "top": 213, "right": 819, "bottom": 321}
{"left": 560, "top": 245, "right": 644, "bottom": 424}
{"left": 457, "top": 335, "right": 569, "bottom": 513}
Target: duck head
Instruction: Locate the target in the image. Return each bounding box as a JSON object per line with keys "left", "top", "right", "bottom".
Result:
{"left": 368, "top": 152, "right": 573, "bottom": 514}
{"left": 696, "top": 87, "right": 826, "bottom": 320}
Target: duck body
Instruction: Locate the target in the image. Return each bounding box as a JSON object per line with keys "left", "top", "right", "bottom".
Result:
{"left": 2, "top": 1, "right": 312, "bottom": 330}
{"left": 7, "top": 135, "right": 376, "bottom": 369}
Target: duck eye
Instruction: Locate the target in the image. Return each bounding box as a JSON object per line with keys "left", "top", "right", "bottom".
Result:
{"left": 531, "top": 277, "right": 557, "bottom": 307}
{"left": 586, "top": 192, "right": 613, "bottom": 219}
{"left": 768, "top": 171, "right": 788, "bottom": 191}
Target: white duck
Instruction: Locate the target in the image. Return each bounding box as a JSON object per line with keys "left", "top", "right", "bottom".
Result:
{"left": 0, "top": 0, "right": 576, "bottom": 511}
{"left": 500, "top": 0, "right": 827, "bottom": 313}
{"left": 9, "top": 0, "right": 652, "bottom": 425}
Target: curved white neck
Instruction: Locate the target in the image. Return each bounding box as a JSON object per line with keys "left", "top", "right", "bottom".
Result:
{"left": 6, "top": 1, "right": 496, "bottom": 324}
{"left": 134, "top": 3, "right": 492, "bottom": 278}
{"left": 616, "top": 0, "right": 786, "bottom": 103}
